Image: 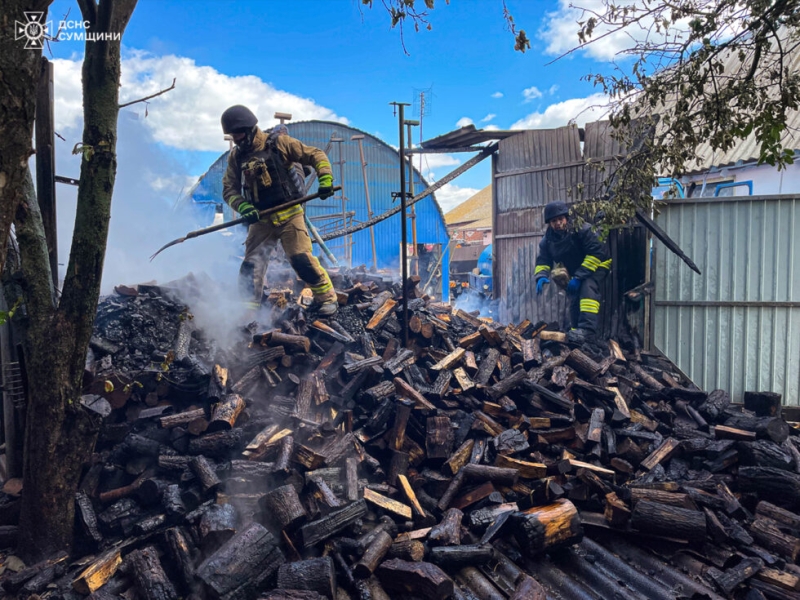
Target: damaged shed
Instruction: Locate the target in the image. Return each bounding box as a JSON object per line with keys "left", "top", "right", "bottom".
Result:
{"left": 489, "top": 122, "right": 648, "bottom": 337}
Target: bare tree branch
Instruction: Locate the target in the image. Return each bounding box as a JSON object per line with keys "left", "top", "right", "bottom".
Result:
{"left": 119, "top": 77, "right": 176, "bottom": 108}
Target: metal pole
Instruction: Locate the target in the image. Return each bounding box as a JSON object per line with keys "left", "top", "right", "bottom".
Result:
{"left": 392, "top": 102, "right": 410, "bottom": 347}
{"left": 331, "top": 137, "right": 350, "bottom": 266}
{"left": 305, "top": 214, "right": 339, "bottom": 268}
{"left": 352, "top": 135, "right": 378, "bottom": 270}
{"left": 35, "top": 57, "right": 57, "bottom": 289}
{"left": 405, "top": 121, "right": 419, "bottom": 276}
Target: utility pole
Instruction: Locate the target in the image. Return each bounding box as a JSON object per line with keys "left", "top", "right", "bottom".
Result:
{"left": 391, "top": 101, "right": 411, "bottom": 347}
{"left": 404, "top": 119, "right": 419, "bottom": 276}
{"left": 415, "top": 88, "right": 432, "bottom": 196}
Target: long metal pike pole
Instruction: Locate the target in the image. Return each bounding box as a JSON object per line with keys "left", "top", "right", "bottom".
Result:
{"left": 392, "top": 101, "right": 411, "bottom": 347}
{"left": 149, "top": 186, "right": 342, "bottom": 261}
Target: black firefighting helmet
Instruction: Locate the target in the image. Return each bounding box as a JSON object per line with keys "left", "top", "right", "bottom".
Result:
{"left": 544, "top": 201, "right": 569, "bottom": 223}
{"left": 221, "top": 105, "right": 258, "bottom": 134}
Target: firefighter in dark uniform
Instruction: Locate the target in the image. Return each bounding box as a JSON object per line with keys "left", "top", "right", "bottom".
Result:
{"left": 534, "top": 201, "right": 611, "bottom": 343}
{"left": 221, "top": 105, "right": 338, "bottom": 315}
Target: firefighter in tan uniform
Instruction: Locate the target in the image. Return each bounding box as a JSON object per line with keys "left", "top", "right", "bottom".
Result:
{"left": 221, "top": 105, "right": 338, "bottom": 316}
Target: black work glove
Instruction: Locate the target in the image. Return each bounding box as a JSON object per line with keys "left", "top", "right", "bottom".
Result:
{"left": 238, "top": 201, "right": 260, "bottom": 224}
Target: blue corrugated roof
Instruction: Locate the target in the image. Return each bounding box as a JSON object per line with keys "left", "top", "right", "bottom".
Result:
{"left": 184, "top": 120, "right": 451, "bottom": 300}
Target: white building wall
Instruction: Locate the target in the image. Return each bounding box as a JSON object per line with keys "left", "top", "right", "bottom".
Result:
{"left": 682, "top": 161, "right": 800, "bottom": 196}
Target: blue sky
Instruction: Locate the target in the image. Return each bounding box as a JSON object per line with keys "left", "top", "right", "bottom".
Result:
{"left": 38, "top": 0, "right": 629, "bottom": 287}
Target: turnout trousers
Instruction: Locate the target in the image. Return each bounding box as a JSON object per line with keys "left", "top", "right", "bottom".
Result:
{"left": 238, "top": 212, "right": 336, "bottom": 305}
{"left": 568, "top": 270, "right": 607, "bottom": 333}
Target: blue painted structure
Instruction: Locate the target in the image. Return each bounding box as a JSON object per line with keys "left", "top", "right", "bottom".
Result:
{"left": 187, "top": 153, "right": 231, "bottom": 225}
{"left": 469, "top": 243, "right": 493, "bottom": 294}
{"left": 652, "top": 177, "right": 686, "bottom": 200}
{"left": 714, "top": 180, "right": 753, "bottom": 196}
{"left": 185, "top": 120, "right": 451, "bottom": 301}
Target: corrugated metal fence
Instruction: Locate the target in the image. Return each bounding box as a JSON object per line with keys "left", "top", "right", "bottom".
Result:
{"left": 654, "top": 195, "right": 800, "bottom": 404}
{"left": 495, "top": 122, "right": 646, "bottom": 334}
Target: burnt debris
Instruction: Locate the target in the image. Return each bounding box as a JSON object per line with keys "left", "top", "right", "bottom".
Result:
{"left": 2, "top": 270, "right": 800, "bottom": 600}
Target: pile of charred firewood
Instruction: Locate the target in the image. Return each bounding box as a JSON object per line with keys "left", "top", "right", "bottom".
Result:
{"left": 3, "top": 270, "right": 800, "bottom": 600}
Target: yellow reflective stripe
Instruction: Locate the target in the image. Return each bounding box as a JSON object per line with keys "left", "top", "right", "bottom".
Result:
{"left": 580, "top": 299, "right": 600, "bottom": 314}
{"left": 535, "top": 265, "right": 551, "bottom": 274}
{"left": 581, "top": 255, "right": 601, "bottom": 271}
{"left": 311, "top": 281, "right": 333, "bottom": 294}
{"left": 599, "top": 259, "right": 612, "bottom": 269}
{"left": 242, "top": 301, "right": 261, "bottom": 309}
{"left": 278, "top": 205, "right": 303, "bottom": 219}
{"left": 316, "top": 161, "right": 331, "bottom": 170}
{"left": 269, "top": 205, "right": 304, "bottom": 225}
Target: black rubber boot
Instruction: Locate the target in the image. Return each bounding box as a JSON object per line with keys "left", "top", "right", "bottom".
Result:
{"left": 567, "top": 328, "right": 593, "bottom": 347}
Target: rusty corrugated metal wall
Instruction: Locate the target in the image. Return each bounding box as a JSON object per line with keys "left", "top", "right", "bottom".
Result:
{"left": 495, "top": 122, "right": 647, "bottom": 333}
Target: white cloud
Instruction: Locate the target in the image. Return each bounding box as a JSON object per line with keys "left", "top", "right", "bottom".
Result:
{"left": 540, "top": 0, "right": 695, "bottom": 62}
{"left": 481, "top": 114, "right": 496, "bottom": 123}
{"left": 434, "top": 183, "right": 481, "bottom": 213}
{"left": 399, "top": 144, "right": 462, "bottom": 181}
{"left": 484, "top": 124, "right": 500, "bottom": 131}
{"left": 51, "top": 59, "right": 84, "bottom": 137}
{"left": 548, "top": 84, "right": 559, "bottom": 95}
{"left": 419, "top": 153, "right": 461, "bottom": 171}
{"left": 491, "top": 91, "right": 504, "bottom": 98}
{"left": 456, "top": 117, "right": 474, "bottom": 128}
{"left": 53, "top": 52, "right": 348, "bottom": 152}
{"left": 523, "top": 86, "right": 543, "bottom": 102}
{"left": 511, "top": 93, "right": 609, "bottom": 129}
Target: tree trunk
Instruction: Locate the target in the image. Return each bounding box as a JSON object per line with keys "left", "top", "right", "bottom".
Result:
{"left": 17, "top": 0, "right": 137, "bottom": 561}
{"left": 0, "top": 0, "right": 52, "bottom": 280}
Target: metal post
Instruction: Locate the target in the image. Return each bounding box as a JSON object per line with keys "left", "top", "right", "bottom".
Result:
{"left": 35, "top": 57, "right": 57, "bottom": 289}
{"left": 405, "top": 120, "right": 419, "bottom": 276}
{"left": 392, "top": 102, "right": 410, "bottom": 347}
{"left": 305, "top": 214, "right": 339, "bottom": 268}
{"left": 352, "top": 135, "right": 378, "bottom": 270}
{"left": 331, "top": 137, "right": 349, "bottom": 266}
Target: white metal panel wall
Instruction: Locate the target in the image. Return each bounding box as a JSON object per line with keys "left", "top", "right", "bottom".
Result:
{"left": 654, "top": 195, "right": 800, "bottom": 404}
